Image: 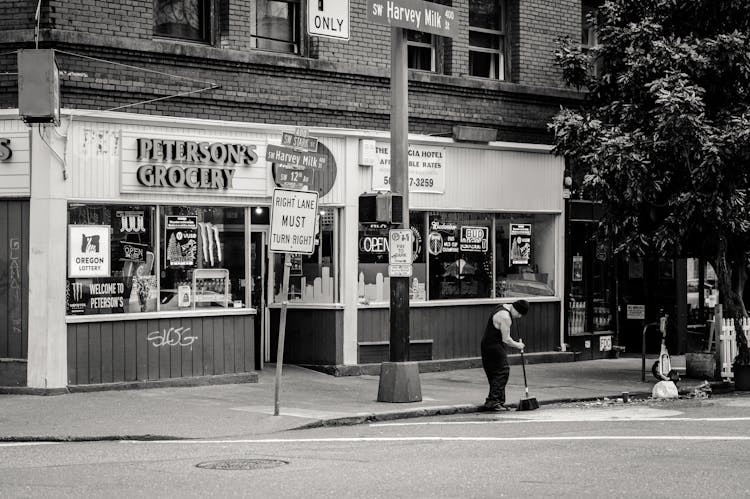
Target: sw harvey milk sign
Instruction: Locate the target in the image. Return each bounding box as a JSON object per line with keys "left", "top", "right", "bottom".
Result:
{"left": 367, "top": 0, "right": 457, "bottom": 38}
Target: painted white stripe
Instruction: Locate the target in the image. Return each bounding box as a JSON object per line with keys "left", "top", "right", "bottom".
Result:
{"left": 118, "top": 435, "right": 750, "bottom": 445}
{"left": 0, "top": 442, "right": 61, "bottom": 448}
{"left": 371, "top": 417, "right": 750, "bottom": 427}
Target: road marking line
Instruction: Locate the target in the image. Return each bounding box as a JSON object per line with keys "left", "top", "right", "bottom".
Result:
{"left": 119, "top": 435, "right": 750, "bottom": 445}
{"left": 0, "top": 442, "right": 61, "bottom": 448}
{"left": 371, "top": 417, "right": 750, "bottom": 427}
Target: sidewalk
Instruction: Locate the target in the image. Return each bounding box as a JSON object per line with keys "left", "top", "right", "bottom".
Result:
{"left": 0, "top": 356, "right": 722, "bottom": 442}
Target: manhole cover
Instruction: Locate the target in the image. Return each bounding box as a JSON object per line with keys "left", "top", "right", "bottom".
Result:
{"left": 196, "top": 459, "right": 289, "bottom": 470}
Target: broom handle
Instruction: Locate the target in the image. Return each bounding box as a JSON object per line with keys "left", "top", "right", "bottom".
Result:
{"left": 515, "top": 322, "right": 529, "bottom": 394}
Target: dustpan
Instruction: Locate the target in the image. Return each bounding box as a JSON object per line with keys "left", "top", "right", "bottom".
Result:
{"left": 517, "top": 349, "right": 539, "bottom": 411}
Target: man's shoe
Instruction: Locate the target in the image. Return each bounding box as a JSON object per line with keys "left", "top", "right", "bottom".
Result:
{"left": 482, "top": 403, "right": 511, "bottom": 412}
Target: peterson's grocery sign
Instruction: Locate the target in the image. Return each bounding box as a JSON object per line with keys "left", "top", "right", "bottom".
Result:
{"left": 136, "top": 138, "right": 258, "bottom": 189}
{"left": 121, "top": 132, "right": 269, "bottom": 197}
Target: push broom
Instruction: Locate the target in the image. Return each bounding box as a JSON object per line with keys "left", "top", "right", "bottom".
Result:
{"left": 517, "top": 349, "right": 539, "bottom": 411}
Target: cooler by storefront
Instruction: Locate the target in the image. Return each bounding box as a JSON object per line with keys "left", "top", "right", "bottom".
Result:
{"left": 11, "top": 110, "right": 566, "bottom": 389}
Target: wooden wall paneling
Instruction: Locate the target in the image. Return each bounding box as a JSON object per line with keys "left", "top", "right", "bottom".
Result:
{"left": 213, "top": 316, "right": 225, "bottom": 374}
{"left": 0, "top": 201, "right": 8, "bottom": 358}
{"left": 191, "top": 318, "right": 203, "bottom": 377}
{"left": 67, "top": 324, "right": 77, "bottom": 384}
{"left": 76, "top": 324, "right": 89, "bottom": 385}
{"left": 136, "top": 320, "right": 148, "bottom": 380}
{"left": 202, "top": 316, "right": 214, "bottom": 375}
{"left": 124, "top": 320, "right": 138, "bottom": 381}
{"left": 223, "top": 315, "right": 234, "bottom": 374}
{"left": 20, "top": 201, "right": 28, "bottom": 358}
{"left": 0, "top": 200, "right": 29, "bottom": 359}
{"left": 146, "top": 319, "right": 159, "bottom": 380}
{"left": 88, "top": 322, "right": 102, "bottom": 384}
{"left": 164, "top": 318, "right": 180, "bottom": 379}
{"left": 243, "top": 316, "right": 254, "bottom": 371}
{"left": 180, "top": 318, "right": 193, "bottom": 377}
{"left": 112, "top": 321, "right": 125, "bottom": 382}
{"left": 231, "top": 316, "right": 242, "bottom": 373}
{"left": 100, "top": 321, "right": 113, "bottom": 383}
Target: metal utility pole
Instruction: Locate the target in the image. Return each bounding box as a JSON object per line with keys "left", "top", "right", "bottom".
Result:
{"left": 389, "top": 27, "right": 410, "bottom": 364}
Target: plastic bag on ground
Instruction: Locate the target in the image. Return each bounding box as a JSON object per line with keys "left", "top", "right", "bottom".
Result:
{"left": 652, "top": 380, "right": 679, "bottom": 399}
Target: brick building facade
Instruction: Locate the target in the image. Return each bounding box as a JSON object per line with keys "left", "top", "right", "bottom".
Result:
{"left": 1, "top": 0, "right": 581, "bottom": 141}
{"left": 0, "top": 1, "right": 590, "bottom": 390}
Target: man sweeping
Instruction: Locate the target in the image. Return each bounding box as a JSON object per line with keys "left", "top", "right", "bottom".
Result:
{"left": 480, "top": 300, "right": 528, "bottom": 411}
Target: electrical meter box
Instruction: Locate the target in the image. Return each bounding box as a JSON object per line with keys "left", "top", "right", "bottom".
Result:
{"left": 18, "top": 49, "right": 60, "bottom": 126}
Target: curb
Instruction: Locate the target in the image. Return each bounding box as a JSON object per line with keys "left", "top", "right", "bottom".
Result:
{"left": 294, "top": 383, "right": 728, "bottom": 430}
{"left": 0, "top": 372, "right": 259, "bottom": 395}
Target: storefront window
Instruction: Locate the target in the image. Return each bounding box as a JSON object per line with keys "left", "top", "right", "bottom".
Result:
{"left": 67, "top": 205, "right": 157, "bottom": 315}
{"left": 357, "top": 215, "right": 426, "bottom": 304}
{"left": 66, "top": 204, "right": 247, "bottom": 316}
{"left": 160, "top": 206, "right": 246, "bottom": 310}
{"left": 428, "top": 212, "right": 493, "bottom": 300}
{"left": 273, "top": 208, "right": 338, "bottom": 303}
{"left": 495, "top": 213, "right": 556, "bottom": 298}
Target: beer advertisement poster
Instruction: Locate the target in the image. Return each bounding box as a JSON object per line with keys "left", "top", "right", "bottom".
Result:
{"left": 509, "top": 223, "right": 532, "bottom": 265}
{"left": 68, "top": 225, "right": 111, "bottom": 278}
{"left": 164, "top": 215, "right": 198, "bottom": 268}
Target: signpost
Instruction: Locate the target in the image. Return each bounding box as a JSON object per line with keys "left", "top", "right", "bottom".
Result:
{"left": 367, "top": 0, "right": 457, "bottom": 402}
{"left": 270, "top": 188, "right": 319, "bottom": 415}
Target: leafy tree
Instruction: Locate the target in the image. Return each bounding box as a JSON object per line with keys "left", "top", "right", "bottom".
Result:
{"left": 549, "top": 0, "right": 750, "bottom": 364}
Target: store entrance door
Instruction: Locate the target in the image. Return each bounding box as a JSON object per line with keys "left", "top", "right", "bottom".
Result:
{"left": 250, "top": 229, "right": 268, "bottom": 369}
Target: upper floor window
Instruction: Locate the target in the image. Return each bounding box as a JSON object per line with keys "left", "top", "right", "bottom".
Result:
{"left": 256, "top": 0, "right": 301, "bottom": 54}
{"left": 154, "top": 0, "right": 211, "bottom": 43}
{"left": 581, "top": 3, "right": 598, "bottom": 47}
{"left": 468, "top": 0, "right": 506, "bottom": 80}
{"left": 407, "top": 30, "right": 435, "bottom": 71}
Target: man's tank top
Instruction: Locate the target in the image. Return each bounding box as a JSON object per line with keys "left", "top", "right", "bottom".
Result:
{"left": 481, "top": 304, "right": 512, "bottom": 348}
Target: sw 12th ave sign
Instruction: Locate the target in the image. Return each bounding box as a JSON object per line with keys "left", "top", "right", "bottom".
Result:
{"left": 367, "top": 0, "right": 457, "bottom": 38}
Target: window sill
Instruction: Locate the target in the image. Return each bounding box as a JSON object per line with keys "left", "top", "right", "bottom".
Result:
{"left": 66, "top": 307, "right": 257, "bottom": 323}
{"left": 358, "top": 297, "right": 561, "bottom": 308}
{"left": 267, "top": 302, "right": 344, "bottom": 310}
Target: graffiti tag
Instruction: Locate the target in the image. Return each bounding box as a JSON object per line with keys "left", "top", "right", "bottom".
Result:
{"left": 147, "top": 326, "right": 197, "bottom": 348}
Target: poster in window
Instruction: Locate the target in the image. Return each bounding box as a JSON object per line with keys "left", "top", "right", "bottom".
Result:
{"left": 164, "top": 216, "right": 198, "bottom": 268}
{"left": 459, "top": 226, "right": 488, "bottom": 252}
{"left": 509, "top": 223, "right": 531, "bottom": 265}
{"left": 572, "top": 255, "right": 583, "bottom": 282}
{"left": 68, "top": 225, "right": 111, "bottom": 278}
{"left": 66, "top": 278, "right": 126, "bottom": 315}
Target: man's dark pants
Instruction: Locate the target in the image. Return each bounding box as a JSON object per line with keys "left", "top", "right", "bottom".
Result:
{"left": 481, "top": 343, "right": 510, "bottom": 407}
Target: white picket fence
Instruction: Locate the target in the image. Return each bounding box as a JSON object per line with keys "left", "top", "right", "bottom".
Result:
{"left": 719, "top": 317, "right": 750, "bottom": 381}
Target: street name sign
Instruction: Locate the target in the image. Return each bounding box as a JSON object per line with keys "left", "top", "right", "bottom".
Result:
{"left": 367, "top": 0, "right": 458, "bottom": 38}
{"left": 270, "top": 188, "right": 319, "bottom": 255}
{"left": 308, "top": 0, "right": 350, "bottom": 40}
{"left": 266, "top": 144, "right": 328, "bottom": 169}
{"left": 281, "top": 131, "right": 319, "bottom": 152}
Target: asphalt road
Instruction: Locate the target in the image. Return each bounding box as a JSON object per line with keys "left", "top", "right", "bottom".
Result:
{"left": 2, "top": 395, "right": 750, "bottom": 498}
